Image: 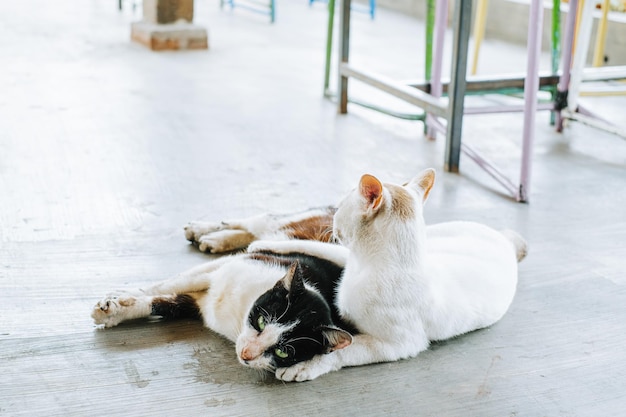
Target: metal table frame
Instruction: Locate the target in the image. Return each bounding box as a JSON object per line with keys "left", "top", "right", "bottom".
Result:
{"left": 336, "top": 0, "right": 550, "bottom": 202}
{"left": 332, "top": 0, "right": 624, "bottom": 202}
{"left": 555, "top": 0, "right": 626, "bottom": 138}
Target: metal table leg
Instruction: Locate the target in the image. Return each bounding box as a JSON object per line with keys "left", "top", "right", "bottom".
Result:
{"left": 324, "top": 0, "right": 336, "bottom": 96}
{"left": 518, "top": 0, "right": 545, "bottom": 202}
{"left": 425, "top": 0, "right": 447, "bottom": 140}
{"left": 338, "top": 0, "right": 352, "bottom": 114}
{"left": 444, "top": 0, "right": 472, "bottom": 173}
{"left": 556, "top": 0, "right": 578, "bottom": 132}
{"left": 550, "top": 0, "right": 561, "bottom": 126}
{"left": 568, "top": 0, "right": 595, "bottom": 113}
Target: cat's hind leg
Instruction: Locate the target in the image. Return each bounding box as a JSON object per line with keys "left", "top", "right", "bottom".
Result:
{"left": 185, "top": 221, "right": 257, "bottom": 253}
{"left": 92, "top": 257, "right": 231, "bottom": 327}
{"left": 92, "top": 293, "right": 202, "bottom": 328}
{"left": 142, "top": 256, "right": 231, "bottom": 295}
{"left": 184, "top": 206, "right": 336, "bottom": 254}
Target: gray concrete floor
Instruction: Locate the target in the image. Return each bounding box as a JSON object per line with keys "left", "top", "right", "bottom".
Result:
{"left": 2, "top": 0, "right": 626, "bottom": 415}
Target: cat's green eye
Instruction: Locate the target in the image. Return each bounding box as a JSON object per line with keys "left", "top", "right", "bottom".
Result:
{"left": 274, "top": 348, "right": 289, "bottom": 359}
{"left": 257, "top": 315, "right": 266, "bottom": 331}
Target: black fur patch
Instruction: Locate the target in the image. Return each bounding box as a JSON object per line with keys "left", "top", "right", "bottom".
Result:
{"left": 246, "top": 253, "right": 358, "bottom": 368}
{"left": 151, "top": 294, "right": 201, "bottom": 320}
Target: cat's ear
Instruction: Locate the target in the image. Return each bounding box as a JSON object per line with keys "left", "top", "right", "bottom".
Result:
{"left": 321, "top": 326, "right": 353, "bottom": 353}
{"left": 407, "top": 168, "right": 435, "bottom": 204}
{"left": 277, "top": 262, "right": 305, "bottom": 296}
{"left": 359, "top": 174, "right": 384, "bottom": 211}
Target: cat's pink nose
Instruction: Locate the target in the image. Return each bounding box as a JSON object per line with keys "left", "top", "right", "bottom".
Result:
{"left": 240, "top": 347, "right": 254, "bottom": 362}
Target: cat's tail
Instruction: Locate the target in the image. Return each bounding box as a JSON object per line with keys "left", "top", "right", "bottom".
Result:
{"left": 501, "top": 229, "right": 528, "bottom": 262}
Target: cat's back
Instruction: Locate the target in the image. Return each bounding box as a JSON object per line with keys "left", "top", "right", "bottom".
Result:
{"left": 426, "top": 221, "right": 517, "bottom": 261}
{"left": 425, "top": 221, "right": 518, "bottom": 280}
{"left": 423, "top": 221, "right": 520, "bottom": 339}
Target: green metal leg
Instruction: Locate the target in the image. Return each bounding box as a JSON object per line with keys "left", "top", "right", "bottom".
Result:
{"left": 423, "top": 0, "right": 435, "bottom": 134}
{"left": 324, "top": 0, "right": 336, "bottom": 96}
{"left": 550, "top": 0, "right": 561, "bottom": 125}
{"left": 425, "top": 0, "right": 435, "bottom": 82}
{"left": 338, "top": 0, "right": 351, "bottom": 114}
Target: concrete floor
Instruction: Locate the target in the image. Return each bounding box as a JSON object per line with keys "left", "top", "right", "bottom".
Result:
{"left": 2, "top": 0, "right": 626, "bottom": 415}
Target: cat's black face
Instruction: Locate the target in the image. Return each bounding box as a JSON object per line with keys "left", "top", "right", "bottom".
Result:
{"left": 236, "top": 262, "right": 352, "bottom": 371}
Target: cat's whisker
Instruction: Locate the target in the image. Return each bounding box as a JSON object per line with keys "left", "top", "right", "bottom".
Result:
{"left": 284, "top": 336, "right": 322, "bottom": 346}
{"left": 259, "top": 306, "right": 271, "bottom": 320}
{"left": 275, "top": 298, "right": 291, "bottom": 322}
{"left": 284, "top": 344, "right": 296, "bottom": 356}
{"left": 321, "top": 226, "right": 335, "bottom": 243}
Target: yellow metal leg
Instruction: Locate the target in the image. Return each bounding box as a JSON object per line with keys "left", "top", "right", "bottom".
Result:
{"left": 592, "top": 0, "right": 610, "bottom": 67}
{"left": 470, "top": 0, "right": 488, "bottom": 75}
{"left": 573, "top": 0, "right": 585, "bottom": 52}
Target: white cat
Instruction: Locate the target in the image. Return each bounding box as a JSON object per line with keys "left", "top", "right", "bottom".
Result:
{"left": 241, "top": 169, "right": 526, "bottom": 381}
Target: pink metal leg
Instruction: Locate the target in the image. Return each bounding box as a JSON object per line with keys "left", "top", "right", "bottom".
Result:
{"left": 555, "top": 0, "right": 578, "bottom": 132}
{"left": 518, "top": 0, "right": 544, "bottom": 202}
{"left": 425, "top": 0, "right": 448, "bottom": 140}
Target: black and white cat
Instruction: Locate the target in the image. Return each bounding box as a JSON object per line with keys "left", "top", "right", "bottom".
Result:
{"left": 93, "top": 169, "right": 527, "bottom": 381}
{"left": 92, "top": 250, "right": 356, "bottom": 371}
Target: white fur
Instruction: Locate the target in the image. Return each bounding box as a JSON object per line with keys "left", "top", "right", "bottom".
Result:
{"left": 92, "top": 254, "right": 304, "bottom": 369}
{"left": 248, "top": 239, "right": 349, "bottom": 268}
{"left": 275, "top": 169, "right": 525, "bottom": 382}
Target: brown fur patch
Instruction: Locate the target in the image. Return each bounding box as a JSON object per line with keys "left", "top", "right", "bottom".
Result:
{"left": 282, "top": 213, "right": 335, "bottom": 243}
{"left": 386, "top": 184, "right": 416, "bottom": 221}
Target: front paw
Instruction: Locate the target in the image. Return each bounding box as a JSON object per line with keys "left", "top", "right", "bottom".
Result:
{"left": 247, "top": 240, "right": 274, "bottom": 253}
{"left": 275, "top": 357, "right": 330, "bottom": 382}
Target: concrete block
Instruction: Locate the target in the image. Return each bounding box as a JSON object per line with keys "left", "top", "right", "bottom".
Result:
{"left": 131, "top": 20, "right": 209, "bottom": 50}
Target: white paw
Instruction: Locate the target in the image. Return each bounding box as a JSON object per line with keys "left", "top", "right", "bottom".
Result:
{"left": 91, "top": 294, "right": 137, "bottom": 328}
{"left": 247, "top": 240, "right": 296, "bottom": 254}
{"left": 184, "top": 221, "right": 224, "bottom": 242}
{"left": 275, "top": 357, "right": 330, "bottom": 382}
{"left": 197, "top": 230, "right": 255, "bottom": 253}
{"left": 184, "top": 221, "right": 255, "bottom": 253}
{"left": 246, "top": 240, "right": 273, "bottom": 253}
